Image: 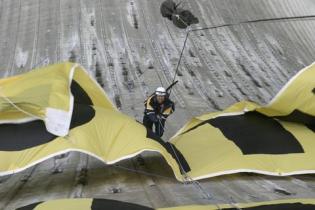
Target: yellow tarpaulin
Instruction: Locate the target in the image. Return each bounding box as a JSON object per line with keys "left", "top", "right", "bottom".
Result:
{"left": 0, "top": 62, "right": 114, "bottom": 136}
{"left": 171, "top": 63, "right": 315, "bottom": 180}
{"left": 0, "top": 62, "right": 185, "bottom": 180}
{"left": 1, "top": 62, "right": 315, "bottom": 181}
{"left": 15, "top": 198, "right": 315, "bottom": 210}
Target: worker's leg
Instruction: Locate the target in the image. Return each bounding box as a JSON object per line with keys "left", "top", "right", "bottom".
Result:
{"left": 143, "top": 115, "right": 154, "bottom": 130}
{"left": 155, "top": 119, "right": 166, "bottom": 137}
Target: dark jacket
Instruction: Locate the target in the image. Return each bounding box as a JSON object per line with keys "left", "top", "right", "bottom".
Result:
{"left": 144, "top": 95, "right": 175, "bottom": 122}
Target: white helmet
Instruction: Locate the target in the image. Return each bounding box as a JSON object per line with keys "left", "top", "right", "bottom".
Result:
{"left": 155, "top": 87, "right": 167, "bottom": 96}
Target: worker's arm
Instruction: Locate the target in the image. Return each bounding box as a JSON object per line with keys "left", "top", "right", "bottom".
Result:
{"left": 144, "top": 96, "right": 159, "bottom": 122}
{"left": 147, "top": 112, "right": 159, "bottom": 122}
{"left": 161, "top": 102, "right": 175, "bottom": 120}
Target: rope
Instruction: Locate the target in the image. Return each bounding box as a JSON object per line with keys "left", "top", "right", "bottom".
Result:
{"left": 0, "top": 87, "right": 43, "bottom": 120}
{"left": 113, "top": 164, "right": 175, "bottom": 181}
{"left": 157, "top": 118, "right": 212, "bottom": 200}
{"left": 191, "top": 15, "right": 315, "bottom": 33}
{"left": 170, "top": 14, "right": 315, "bottom": 90}
{"left": 114, "top": 158, "right": 240, "bottom": 209}
{"left": 33, "top": 57, "right": 49, "bottom": 69}
{"left": 170, "top": 15, "right": 190, "bottom": 85}
{"left": 175, "top": 0, "right": 188, "bottom": 9}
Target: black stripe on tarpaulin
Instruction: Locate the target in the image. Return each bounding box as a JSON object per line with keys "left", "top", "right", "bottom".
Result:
{"left": 71, "top": 80, "right": 94, "bottom": 105}
{"left": 179, "top": 111, "right": 305, "bottom": 155}
{"left": 91, "top": 199, "right": 153, "bottom": 210}
{"left": 0, "top": 104, "right": 95, "bottom": 151}
{"left": 16, "top": 202, "right": 42, "bottom": 210}
{"left": 0, "top": 120, "right": 57, "bottom": 151}
{"left": 181, "top": 109, "right": 315, "bottom": 135}
{"left": 69, "top": 104, "right": 95, "bottom": 129}
{"left": 312, "top": 88, "right": 315, "bottom": 94}
{"left": 275, "top": 109, "right": 315, "bottom": 132}
{"left": 0, "top": 78, "right": 95, "bottom": 151}
{"left": 208, "top": 112, "right": 304, "bottom": 155}
{"left": 221, "top": 202, "right": 315, "bottom": 210}
{"left": 146, "top": 128, "right": 191, "bottom": 173}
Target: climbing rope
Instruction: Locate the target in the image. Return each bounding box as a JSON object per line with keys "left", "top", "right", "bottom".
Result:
{"left": 113, "top": 164, "right": 176, "bottom": 181}
{"left": 157, "top": 119, "right": 212, "bottom": 200}
{"left": 170, "top": 14, "right": 315, "bottom": 92}
{"left": 157, "top": 119, "right": 246, "bottom": 209}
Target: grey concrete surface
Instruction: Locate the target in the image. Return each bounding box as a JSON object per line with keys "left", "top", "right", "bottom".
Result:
{"left": 0, "top": 0, "right": 315, "bottom": 209}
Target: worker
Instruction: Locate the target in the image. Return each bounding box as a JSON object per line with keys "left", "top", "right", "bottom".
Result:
{"left": 143, "top": 87, "right": 175, "bottom": 137}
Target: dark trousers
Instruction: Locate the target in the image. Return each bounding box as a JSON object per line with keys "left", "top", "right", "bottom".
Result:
{"left": 143, "top": 115, "right": 166, "bottom": 137}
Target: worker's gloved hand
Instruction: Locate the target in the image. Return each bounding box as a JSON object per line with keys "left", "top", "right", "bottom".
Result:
{"left": 148, "top": 113, "right": 159, "bottom": 123}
